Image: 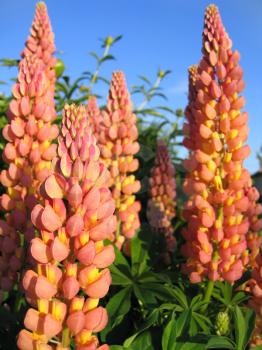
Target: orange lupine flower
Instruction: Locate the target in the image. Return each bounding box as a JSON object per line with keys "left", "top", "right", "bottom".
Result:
{"left": 18, "top": 104, "right": 115, "bottom": 349}
{"left": 181, "top": 4, "right": 259, "bottom": 283}
{"left": 89, "top": 72, "right": 141, "bottom": 249}
{"left": 147, "top": 140, "right": 176, "bottom": 255}
{"left": 0, "top": 2, "right": 58, "bottom": 293}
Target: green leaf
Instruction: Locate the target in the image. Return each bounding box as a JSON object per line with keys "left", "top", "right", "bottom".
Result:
{"left": 138, "top": 75, "right": 151, "bottom": 85}
{"left": 123, "top": 330, "right": 155, "bottom": 350}
{"left": 100, "top": 54, "right": 115, "bottom": 63}
{"left": 206, "top": 335, "right": 235, "bottom": 349}
{"left": 0, "top": 58, "right": 19, "bottom": 67}
{"left": 192, "top": 313, "right": 211, "bottom": 333}
{"left": 175, "top": 342, "right": 206, "bottom": 350}
{"left": 243, "top": 308, "right": 256, "bottom": 348}
{"left": 172, "top": 287, "right": 189, "bottom": 309}
{"left": 89, "top": 51, "right": 100, "bottom": 62}
{"left": 110, "top": 346, "right": 125, "bottom": 350}
{"left": 114, "top": 245, "right": 130, "bottom": 267}
{"left": 233, "top": 305, "right": 246, "bottom": 350}
{"left": 131, "top": 227, "right": 152, "bottom": 276}
{"left": 231, "top": 291, "right": 249, "bottom": 305}
{"left": 100, "top": 287, "right": 131, "bottom": 340}
{"left": 176, "top": 310, "right": 191, "bottom": 337}
{"left": 110, "top": 264, "right": 132, "bottom": 285}
{"left": 162, "top": 312, "right": 177, "bottom": 350}
{"left": 129, "top": 331, "right": 152, "bottom": 350}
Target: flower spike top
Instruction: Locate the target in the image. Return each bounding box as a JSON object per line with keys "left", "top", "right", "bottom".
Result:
{"left": 18, "top": 104, "right": 115, "bottom": 350}
{"left": 93, "top": 71, "right": 141, "bottom": 249}
{"left": 0, "top": 2, "right": 58, "bottom": 294}
{"left": 181, "top": 4, "right": 258, "bottom": 283}
{"left": 147, "top": 140, "right": 176, "bottom": 253}
{"left": 22, "top": 2, "right": 56, "bottom": 84}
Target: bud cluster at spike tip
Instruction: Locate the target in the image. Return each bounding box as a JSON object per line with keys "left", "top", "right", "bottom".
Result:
{"left": 22, "top": 1, "right": 57, "bottom": 88}
{"left": 181, "top": 4, "right": 261, "bottom": 283}
{"left": 89, "top": 71, "right": 141, "bottom": 249}
{"left": 0, "top": 2, "right": 58, "bottom": 293}
{"left": 147, "top": 140, "right": 176, "bottom": 252}
{"left": 18, "top": 104, "right": 116, "bottom": 350}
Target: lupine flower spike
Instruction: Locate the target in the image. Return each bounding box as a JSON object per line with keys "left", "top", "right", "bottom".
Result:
{"left": 18, "top": 104, "right": 116, "bottom": 350}
{"left": 87, "top": 96, "right": 102, "bottom": 141}
{"left": 92, "top": 71, "right": 141, "bottom": 249}
{"left": 181, "top": 4, "right": 259, "bottom": 283}
{"left": 0, "top": 2, "right": 58, "bottom": 293}
{"left": 147, "top": 140, "right": 176, "bottom": 256}
{"left": 247, "top": 254, "right": 262, "bottom": 347}
{"left": 245, "top": 187, "right": 262, "bottom": 267}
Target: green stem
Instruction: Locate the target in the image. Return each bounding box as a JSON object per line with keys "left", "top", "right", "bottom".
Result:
{"left": 62, "top": 327, "right": 70, "bottom": 347}
{"left": 201, "top": 280, "right": 214, "bottom": 313}
{"left": 116, "top": 219, "right": 121, "bottom": 240}
{"left": 137, "top": 76, "right": 162, "bottom": 112}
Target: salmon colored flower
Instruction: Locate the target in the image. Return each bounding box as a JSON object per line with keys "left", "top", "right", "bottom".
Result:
{"left": 0, "top": 2, "right": 58, "bottom": 293}
{"left": 147, "top": 140, "right": 176, "bottom": 255}
{"left": 89, "top": 72, "right": 141, "bottom": 249}
{"left": 248, "top": 254, "right": 262, "bottom": 347}
{"left": 181, "top": 4, "right": 258, "bottom": 283}
{"left": 18, "top": 104, "right": 115, "bottom": 349}
{"left": 245, "top": 187, "right": 262, "bottom": 267}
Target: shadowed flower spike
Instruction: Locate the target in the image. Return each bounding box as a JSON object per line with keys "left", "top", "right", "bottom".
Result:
{"left": 245, "top": 187, "right": 262, "bottom": 267}
{"left": 0, "top": 2, "right": 58, "bottom": 293}
{"left": 147, "top": 140, "right": 176, "bottom": 257}
{"left": 248, "top": 254, "right": 262, "bottom": 347}
{"left": 181, "top": 4, "right": 260, "bottom": 283}
{"left": 90, "top": 71, "right": 141, "bottom": 249}
{"left": 18, "top": 104, "right": 116, "bottom": 349}
{"left": 87, "top": 96, "right": 102, "bottom": 141}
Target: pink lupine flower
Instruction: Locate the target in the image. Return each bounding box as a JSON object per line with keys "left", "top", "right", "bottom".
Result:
{"left": 22, "top": 1, "right": 57, "bottom": 92}
{"left": 248, "top": 254, "right": 262, "bottom": 347}
{"left": 87, "top": 96, "right": 102, "bottom": 141}
{"left": 0, "top": 2, "right": 57, "bottom": 292}
{"left": 89, "top": 72, "right": 141, "bottom": 249}
{"left": 181, "top": 4, "right": 257, "bottom": 283}
{"left": 18, "top": 104, "right": 115, "bottom": 349}
{"left": 147, "top": 140, "right": 176, "bottom": 257}
{"left": 245, "top": 187, "right": 262, "bottom": 267}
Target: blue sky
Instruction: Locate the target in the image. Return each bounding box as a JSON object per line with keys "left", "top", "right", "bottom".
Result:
{"left": 0, "top": 0, "right": 261, "bottom": 173}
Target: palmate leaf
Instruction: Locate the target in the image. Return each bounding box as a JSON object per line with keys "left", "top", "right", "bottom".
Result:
{"left": 100, "top": 287, "right": 132, "bottom": 341}
{"left": 128, "top": 330, "right": 153, "bottom": 350}
{"left": 206, "top": 335, "right": 235, "bottom": 349}
{"left": 233, "top": 305, "right": 256, "bottom": 350}
{"left": 131, "top": 226, "right": 152, "bottom": 276}
{"left": 162, "top": 310, "right": 192, "bottom": 350}
{"left": 123, "top": 309, "right": 159, "bottom": 347}
{"left": 162, "top": 312, "right": 177, "bottom": 350}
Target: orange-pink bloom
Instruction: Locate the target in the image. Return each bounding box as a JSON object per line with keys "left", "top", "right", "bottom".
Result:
{"left": 0, "top": 2, "right": 58, "bottom": 292}
{"left": 248, "top": 254, "right": 262, "bottom": 347}
{"left": 147, "top": 140, "right": 176, "bottom": 253}
{"left": 89, "top": 72, "right": 141, "bottom": 249}
{"left": 181, "top": 4, "right": 258, "bottom": 283}
{"left": 18, "top": 104, "right": 115, "bottom": 349}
